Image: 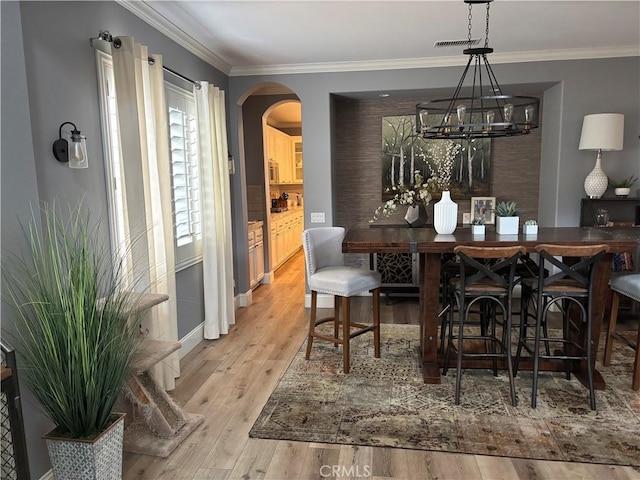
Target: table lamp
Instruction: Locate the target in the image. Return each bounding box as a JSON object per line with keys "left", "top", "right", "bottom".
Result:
{"left": 578, "top": 113, "right": 624, "bottom": 199}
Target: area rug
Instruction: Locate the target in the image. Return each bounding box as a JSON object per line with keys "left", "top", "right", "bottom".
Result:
{"left": 249, "top": 324, "right": 640, "bottom": 466}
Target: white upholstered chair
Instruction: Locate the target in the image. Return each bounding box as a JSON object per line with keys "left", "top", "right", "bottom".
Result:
{"left": 302, "top": 227, "right": 381, "bottom": 373}
{"left": 603, "top": 273, "right": 640, "bottom": 390}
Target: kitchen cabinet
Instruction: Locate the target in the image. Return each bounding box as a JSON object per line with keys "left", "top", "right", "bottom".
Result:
{"left": 269, "top": 210, "right": 304, "bottom": 270}
{"left": 248, "top": 222, "right": 265, "bottom": 289}
{"left": 292, "top": 136, "right": 303, "bottom": 183}
{"left": 265, "top": 126, "right": 302, "bottom": 185}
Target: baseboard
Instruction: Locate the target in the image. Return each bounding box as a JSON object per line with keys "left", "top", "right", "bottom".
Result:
{"left": 179, "top": 323, "right": 204, "bottom": 359}
{"left": 237, "top": 289, "right": 253, "bottom": 307}
{"left": 263, "top": 270, "right": 274, "bottom": 284}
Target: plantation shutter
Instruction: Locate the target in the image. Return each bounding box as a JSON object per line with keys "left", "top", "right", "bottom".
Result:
{"left": 166, "top": 85, "right": 202, "bottom": 267}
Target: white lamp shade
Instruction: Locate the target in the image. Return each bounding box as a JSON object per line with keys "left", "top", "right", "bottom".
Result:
{"left": 578, "top": 113, "right": 624, "bottom": 151}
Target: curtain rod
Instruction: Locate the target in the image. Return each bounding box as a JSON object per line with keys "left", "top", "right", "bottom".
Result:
{"left": 90, "top": 31, "right": 201, "bottom": 90}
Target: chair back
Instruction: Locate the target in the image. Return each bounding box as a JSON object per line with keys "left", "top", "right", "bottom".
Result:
{"left": 454, "top": 245, "right": 526, "bottom": 291}
{"left": 534, "top": 244, "right": 610, "bottom": 296}
{"left": 301, "top": 227, "right": 346, "bottom": 279}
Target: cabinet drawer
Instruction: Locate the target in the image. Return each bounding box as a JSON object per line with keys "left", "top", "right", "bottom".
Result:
{"left": 248, "top": 230, "right": 255, "bottom": 246}
{"left": 255, "top": 229, "right": 263, "bottom": 243}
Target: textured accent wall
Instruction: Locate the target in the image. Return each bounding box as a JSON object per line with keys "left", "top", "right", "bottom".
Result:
{"left": 333, "top": 95, "right": 542, "bottom": 229}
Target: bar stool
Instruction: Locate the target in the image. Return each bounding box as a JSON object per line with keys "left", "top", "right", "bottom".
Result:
{"left": 515, "top": 244, "right": 610, "bottom": 410}
{"left": 443, "top": 245, "right": 526, "bottom": 406}
{"left": 602, "top": 273, "right": 640, "bottom": 390}
{"left": 302, "top": 227, "right": 381, "bottom": 374}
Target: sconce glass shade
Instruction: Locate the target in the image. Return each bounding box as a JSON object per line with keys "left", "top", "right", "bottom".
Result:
{"left": 579, "top": 113, "right": 624, "bottom": 199}
{"left": 53, "top": 122, "right": 88, "bottom": 169}
{"left": 68, "top": 132, "right": 88, "bottom": 169}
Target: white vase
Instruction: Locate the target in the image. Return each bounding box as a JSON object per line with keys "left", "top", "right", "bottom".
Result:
{"left": 433, "top": 191, "right": 458, "bottom": 234}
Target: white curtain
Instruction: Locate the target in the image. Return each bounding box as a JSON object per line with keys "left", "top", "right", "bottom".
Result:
{"left": 195, "top": 83, "right": 235, "bottom": 339}
{"left": 111, "top": 37, "right": 180, "bottom": 390}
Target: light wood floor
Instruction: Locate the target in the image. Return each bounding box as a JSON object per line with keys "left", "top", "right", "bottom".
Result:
{"left": 123, "top": 251, "right": 640, "bottom": 480}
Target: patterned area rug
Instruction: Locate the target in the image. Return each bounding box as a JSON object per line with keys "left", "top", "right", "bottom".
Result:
{"left": 250, "top": 324, "right": 640, "bottom": 466}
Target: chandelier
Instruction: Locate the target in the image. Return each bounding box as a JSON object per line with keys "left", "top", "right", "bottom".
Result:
{"left": 416, "top": 0, "right": 539, "bottom": 140}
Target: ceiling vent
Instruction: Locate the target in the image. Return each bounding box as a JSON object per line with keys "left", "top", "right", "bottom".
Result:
{"left": 434, "top": 38, "right": 480, "bottom": 48}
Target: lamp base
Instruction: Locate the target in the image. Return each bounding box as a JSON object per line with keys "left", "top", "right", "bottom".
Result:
{"left": 584, "top": 150, "right": 608, "bottom": 199}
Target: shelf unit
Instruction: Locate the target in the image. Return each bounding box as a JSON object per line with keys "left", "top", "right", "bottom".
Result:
{"left": 579, "top": 197, "right": 640, "bottom": 227}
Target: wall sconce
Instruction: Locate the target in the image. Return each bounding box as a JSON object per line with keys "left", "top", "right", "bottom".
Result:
{"left": 53, "top": 122, "right": 88, "bottom": 169}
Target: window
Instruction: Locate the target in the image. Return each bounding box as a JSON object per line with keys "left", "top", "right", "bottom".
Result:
{"left": 95, "top": 51, "right": 203, "bottom": 272}
{"left": 165, "top": 84, "right": 202, "bottom": 269}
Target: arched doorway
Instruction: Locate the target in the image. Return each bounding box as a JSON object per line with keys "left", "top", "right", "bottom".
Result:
{"left": 240, "top": 85, "right": 303, "bottom": 289}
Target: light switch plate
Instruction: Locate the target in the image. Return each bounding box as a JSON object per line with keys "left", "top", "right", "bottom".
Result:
{"left": 310, "top": 212, "right": 325, "bottom": 223}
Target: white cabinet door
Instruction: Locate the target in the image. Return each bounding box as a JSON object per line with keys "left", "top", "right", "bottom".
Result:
{"left": 292, "top": 136, "right": 303, "bottom": 183}
{"left": 255, "top": 241, "right": 265, "bottom": 282}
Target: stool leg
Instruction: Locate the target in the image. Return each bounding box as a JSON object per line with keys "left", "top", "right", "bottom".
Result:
{"left": 603, "top": 292, "right": 620, "bottom": 366}
{"left": 633, "top": 325, "right": 640, "bottom": 390}
{"left": 342, "top": 296, "right": 351, "bottom": 374}
{"left": 334, "top": 295, "right": 340, "bottom": 347}
{"left": 373, "top": 288, "right": 380, "bottom": 358}
{"left": 305, "top": 290, "right": 318, "bottom": 360}
{"left": 455, "top": 298, "right": 465, "bottom": 405}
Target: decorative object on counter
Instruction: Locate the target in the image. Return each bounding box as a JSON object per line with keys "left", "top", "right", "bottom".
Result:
{"left": 470, "top": 196, "right": 496, "bottom": 224}
{"left": 404, "top": 204, "right": 429, "bottom": 228}
{"left": 523, "top": 219, "right": 538, "bottom": 235}
{"left": 431, "top": 141, "right": 460, "bottom": 234}
{"left": 2, "top": 201, "right": 142, "bottom": 479}
{"left": 416, "top": 0, "right": 539, "bottom": 140}
{"left": 370, "top": 170, "right": 438, "bottom": 225}
{"left": 609, "top": 175, "right": 637, "bottom": 198}
{"left": 471, "top": 217, "right": 486, "bottom": 235}
{"left": 579, "top": 113, "right": 625, "bottom": 199}
{"left": 595, "top": 208, "right": 610, "bottom": 227}
{"left": 493, "top": 201, "right": 524, "bottom": 235}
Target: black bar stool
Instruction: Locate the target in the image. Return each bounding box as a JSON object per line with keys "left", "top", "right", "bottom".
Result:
{"left": 443, "top": 245, "right": 526, "bottom": 406}
{"left": 515, "top": 244, "right": 610, "bottom": 410}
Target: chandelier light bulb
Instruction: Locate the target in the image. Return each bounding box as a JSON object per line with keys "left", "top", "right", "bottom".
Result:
{"left": 456, "top": 105, "right": 466, "bottom": 129}
{"left": 503, "top": 103, "right": 514, "bottom": 125}
{"left": 419, "top": 111, "right": 429, "bottom": 131}
{"left": 525, "top": 105, "right": 534, "bottom": 124}
{"left": 485, "top": 111, "right": 495, "bottom": 131}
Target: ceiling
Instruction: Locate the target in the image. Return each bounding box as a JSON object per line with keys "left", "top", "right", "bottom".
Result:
{"left": 118, "top": 1, "right": 639, "bottom": 124}
{"left": 121, "top": 0, "right": 639, "bottom": 76}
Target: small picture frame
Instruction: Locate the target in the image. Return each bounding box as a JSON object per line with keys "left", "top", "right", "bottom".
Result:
{"left": 470, "top": 196, "right": 496, "bottom": 224}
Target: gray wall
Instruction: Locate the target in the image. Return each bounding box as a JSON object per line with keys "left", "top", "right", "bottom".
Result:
{"left": 2, "top": 2, "right": 228, "bottom": 476}
{"left": 229, "top": 57, "right": 639, "bottom": 238}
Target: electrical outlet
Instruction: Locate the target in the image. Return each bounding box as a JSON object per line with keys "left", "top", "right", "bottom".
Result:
{"left": 310, "top": 212, "right": 325, "bottom": 223}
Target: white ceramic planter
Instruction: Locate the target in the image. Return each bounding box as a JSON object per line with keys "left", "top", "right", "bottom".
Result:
{"left": 615, "top": 187, "right": 630, "bottom": 198}
{"left": 471, "top": 225, "right": 485, "bottom": 236}
{"left": 433, "top": 191, "right": 458, "bottom": 234}
{"left": 523, "top": 224, "right": 538, "bottom": 235}
{"left": 496, "top": 216, "right": 519, "bottom": 235}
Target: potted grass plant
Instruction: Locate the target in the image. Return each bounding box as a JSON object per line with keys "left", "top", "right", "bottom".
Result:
{"left": 609, "top": 175, "right": 637, "bottom": 198}
{"left": 2, "top": 202, "right": 143, "bottom": 479}
{"left": 471, "top": 217, "right": 486, "bottom": 235}
{"left": 493, "top": 201, "right": 525, "bottom": 235}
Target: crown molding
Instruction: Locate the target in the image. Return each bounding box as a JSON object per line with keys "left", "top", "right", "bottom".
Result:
{"left": 116, "top": 0, "right": 231, "bottom": 75}
{"left": 230, "top": 46, "right": 639, "bottom": 77}
{"left": 112, "top": 3, "right": 638, "bottom": 79}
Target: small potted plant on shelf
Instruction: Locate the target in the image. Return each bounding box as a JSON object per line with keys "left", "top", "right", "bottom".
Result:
{"left": 471, "top": 217, "right": 486, "bottom": 235}
{"left": 492, "top": 201, "right": 525, "bottom": 235}
{"left": 609, "top": 175, "right": 637, "bottom": 198}
{"left": 523, "top": 219, "right": 538, "bottom": 235}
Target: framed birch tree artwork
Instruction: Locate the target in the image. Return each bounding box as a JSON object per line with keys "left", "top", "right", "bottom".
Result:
{"left": 381, "top": 115, "right": 491, "bottom": 201}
